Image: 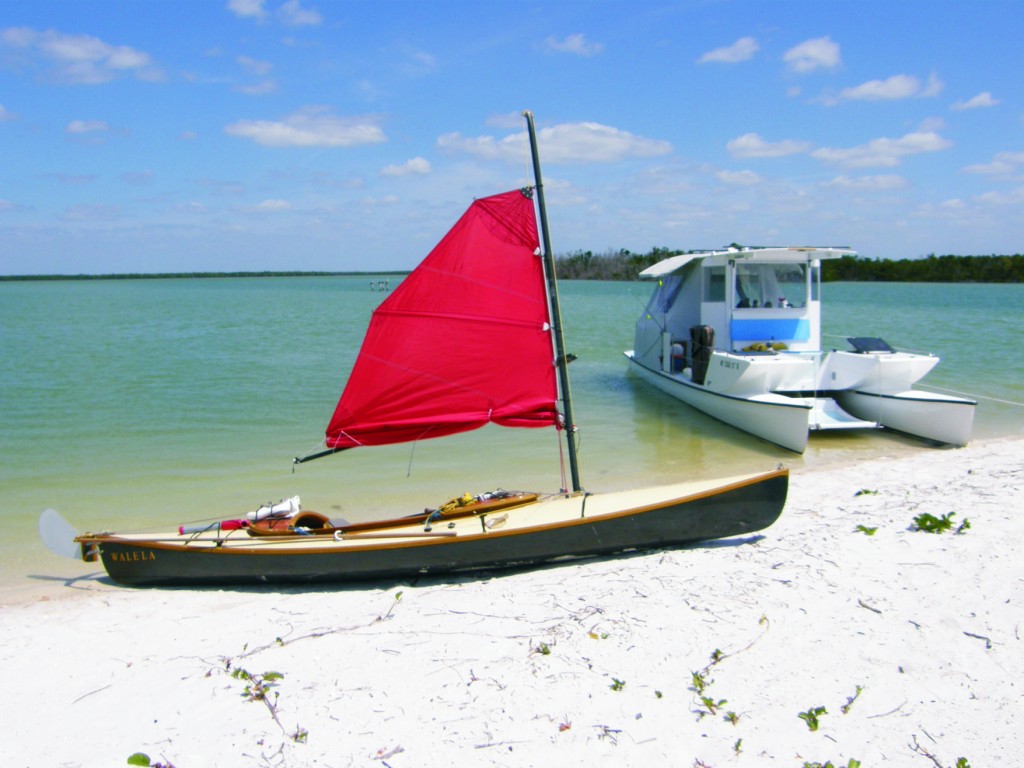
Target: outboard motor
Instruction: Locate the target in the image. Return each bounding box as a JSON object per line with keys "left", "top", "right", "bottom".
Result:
{"left": 690, "top": 325, "right": 714, "bottom": 385}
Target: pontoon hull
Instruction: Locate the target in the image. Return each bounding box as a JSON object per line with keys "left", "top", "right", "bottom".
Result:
{"left": 835, "top": 389, "right": 976, "bottom": 447}
{"left": 626, "top": 353, "right": 812, "bottom": 452}
{"left": 627, "top": 350, "right": 976, "bottom": 452}
{"left": 80, "top": 470, "right": 788, "bottom": 587}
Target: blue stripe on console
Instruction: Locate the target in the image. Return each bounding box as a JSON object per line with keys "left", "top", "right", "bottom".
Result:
{"left": 731, "top": 318, "right": 810, "bottom": 341}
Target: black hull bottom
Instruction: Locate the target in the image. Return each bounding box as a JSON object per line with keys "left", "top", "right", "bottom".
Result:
{"left": 94, "top": 472, "right": 788, "bottom": 587}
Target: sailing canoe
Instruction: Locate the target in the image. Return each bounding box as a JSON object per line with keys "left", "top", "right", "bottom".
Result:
{"left": 53, "top": 112, "right": 788, "bottom": 588}
{"left": 77, "top": 469, "right": 787, "bottom": 586}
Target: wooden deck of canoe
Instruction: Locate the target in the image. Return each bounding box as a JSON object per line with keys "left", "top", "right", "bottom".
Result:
{"left": 245, "top": 491, "right": 540, "bottom": 537}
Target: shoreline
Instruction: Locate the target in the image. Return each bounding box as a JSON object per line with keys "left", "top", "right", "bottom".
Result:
{"left": 3, "top": 436, "right": 1022, "bottom": 765}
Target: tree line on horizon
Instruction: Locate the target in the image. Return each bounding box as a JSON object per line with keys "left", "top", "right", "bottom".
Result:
{"left": 0, "top": 270, "right": 408, "bottom": 282}
{"left": 553, "top": 248, "right": 1024, "bottom": 283}
{"left": 4, "top": 251, "right": 1022, "bottom": 283}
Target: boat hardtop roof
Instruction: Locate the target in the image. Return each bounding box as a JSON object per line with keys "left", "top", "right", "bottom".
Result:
{"left": 639, "top": 245, "right": 857, "bottom": 279}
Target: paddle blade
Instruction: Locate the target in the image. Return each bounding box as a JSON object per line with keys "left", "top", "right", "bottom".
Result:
{"left": 38, "top": 508, "right": 83, "bottom": 560}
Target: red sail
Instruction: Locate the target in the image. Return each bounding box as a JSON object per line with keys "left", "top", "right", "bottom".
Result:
{"left": 325, "top": 189, "right": 559, "bottom": 450}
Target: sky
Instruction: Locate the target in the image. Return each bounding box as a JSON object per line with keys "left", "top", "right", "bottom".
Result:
{"left": 1, "top": 0, "right": 1022, "bottom": 275}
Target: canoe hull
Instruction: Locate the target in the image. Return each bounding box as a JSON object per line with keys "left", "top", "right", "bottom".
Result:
{"left": 84, "top": 470, "right": 788, "bottom": 587}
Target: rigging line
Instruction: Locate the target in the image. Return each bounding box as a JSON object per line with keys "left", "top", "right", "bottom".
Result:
{"left": 521, "top": 124, "right": 533, "bottom": 195}
{"left": 553, "top": 417, "right": 569, "bottom": 495}
{"left": 406, "top": 438, "right": 418, "bottom": 478}
{"left": 916, "top": 384, "right": 1024, "bottom": 407}
{"left": 538, "top": 193, "right": 581, "bottom": 457}
{"left": 549, "top": 244, "right": 584, "bottom": 485}
{"left": 402, "top": 422, "right": 442, "bottom": 477}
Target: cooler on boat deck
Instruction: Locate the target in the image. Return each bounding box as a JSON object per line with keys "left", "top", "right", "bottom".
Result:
{"left": 671, "top": 342, "right": 686, "bottom": 373}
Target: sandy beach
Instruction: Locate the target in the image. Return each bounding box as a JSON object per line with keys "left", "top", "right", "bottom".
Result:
{"left": 2, "top": 437, "right": 1021, "bottom": 767}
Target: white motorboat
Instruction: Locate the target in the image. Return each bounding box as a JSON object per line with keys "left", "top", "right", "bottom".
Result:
{"left": 625, "top": 246, "right": 975, "bottom": 453}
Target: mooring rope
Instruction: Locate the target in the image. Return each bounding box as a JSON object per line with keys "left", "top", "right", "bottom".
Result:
{"left": 917, "top": 383, "right": 1024, "bottom": 407}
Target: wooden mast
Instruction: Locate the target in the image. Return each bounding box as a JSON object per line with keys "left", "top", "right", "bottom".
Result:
{"left": 524, "top": 110, "right": 582, "bottom": 494}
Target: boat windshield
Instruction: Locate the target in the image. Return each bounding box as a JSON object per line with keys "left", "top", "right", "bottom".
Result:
{"left": 735, "top": 263, "right": 807, "bottom": 308}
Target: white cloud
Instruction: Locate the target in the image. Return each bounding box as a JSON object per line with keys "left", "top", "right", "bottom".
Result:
{"left": 485, "top": 112, "right": 525, "bottom": 129}
{"left": 952, "top": 91, "right": 1000, "bottom": 111}
{"left": 381, "top": 157, "right": 432, "bottom": 177}
{"left": 225, "top": 108, "right": 386, "bottom": 147}
{"left": 537, "top": 122, "right": 671, "bottom": 162}
{"left": 544, "top": 33, "right": 603, "bottom": 57}
{"left": 829, "top": 72, "right": 944, "bottom": 104}
{"left": 1, "top": 26, "right": 161, "bottom": 83}
{"left": 362, "top": 195, "right": 400, "bottom": 206}
{"left": 699, "top": 37, "right": 759, "bottom": 64}
{"left": 716, "top": 169, "right": 762, "bottom": 185}
{"left": 120, "top": 171, "right": 154, "bottom": 186}
{"left": 1, "top": 26, "right": 34, "bottom": 47}
{"left": 227, "top": 0, "right": 266, "bottom": 19}
{"left": 963, "top": 151, "right": 1024, "bottom": 176}
{"left": 824, "top": 174, "right": 909, "bottom": 190}
{"left": 279, "top": 0, "right": 322, "bottom": 26}
{"left": 976, "top": 187, "right": 1024, "bottom": 206}
{"left": 840, "top": 74, "right": 920, "bottom": 101}
{"left": 236, "top": 80, "right": 278, "bottom": 95}
{"left": 62, "top": 203, "right": 121, "bottom": 221}
{"left": 436, "top": 132, "right": 508, "bottom": 160}
{"left": 405, "top": 49, "right": 436, "bottom": 71}
{"left": 917, "top": 116, "right": 946, "bottom": 133}
{"left": 237, "top": 55, "right": 272, "bottom": 75}
{"left": 66, "top": 119, "right": 109, "bottom": 134}
{"left": 438, "top": 122, "right": 671, "bottom": 164}
{"left": 783, "top": 36, "right": 841, "bottom": 73}
{"left": 252, "top": 199, "right": 292, "bottom": 211}
{"left": 49, "top": 172, "right": 94, "bottom": 184}
{"left": 390, "top": 46, "right": 436, "bottom": 76}
{"left": 921, "top": 72, "right": 944, "bottom": 97}
{"left": 727, "top": 132, "right": 811, "bottom": 159}
{"left": 812, "top": 131, "right": 952, "bottom": 168}
{"left": 0, "top": 104, "right": 16, "bottom": 121}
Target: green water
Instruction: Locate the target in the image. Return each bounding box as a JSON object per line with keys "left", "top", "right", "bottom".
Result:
{"left": 2, "top": 277, "right": 1022, "bottom": 593}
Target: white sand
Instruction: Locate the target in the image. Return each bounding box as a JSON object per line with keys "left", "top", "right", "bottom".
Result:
{"left": 2, "top": 438, "right": 1021, "bottom": 767}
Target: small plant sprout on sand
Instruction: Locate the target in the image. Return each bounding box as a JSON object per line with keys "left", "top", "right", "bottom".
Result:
{"left": 798, "top": 705, "right": 828, "bottom": 732}
{"left": 841, "top": 685, "right": 864, "bottom": 714}
{"left": 913, "top": 511, "right": 970, "bottom": 534}
{"left": 231, "top": 667, "right": 308, "bottom": 743}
